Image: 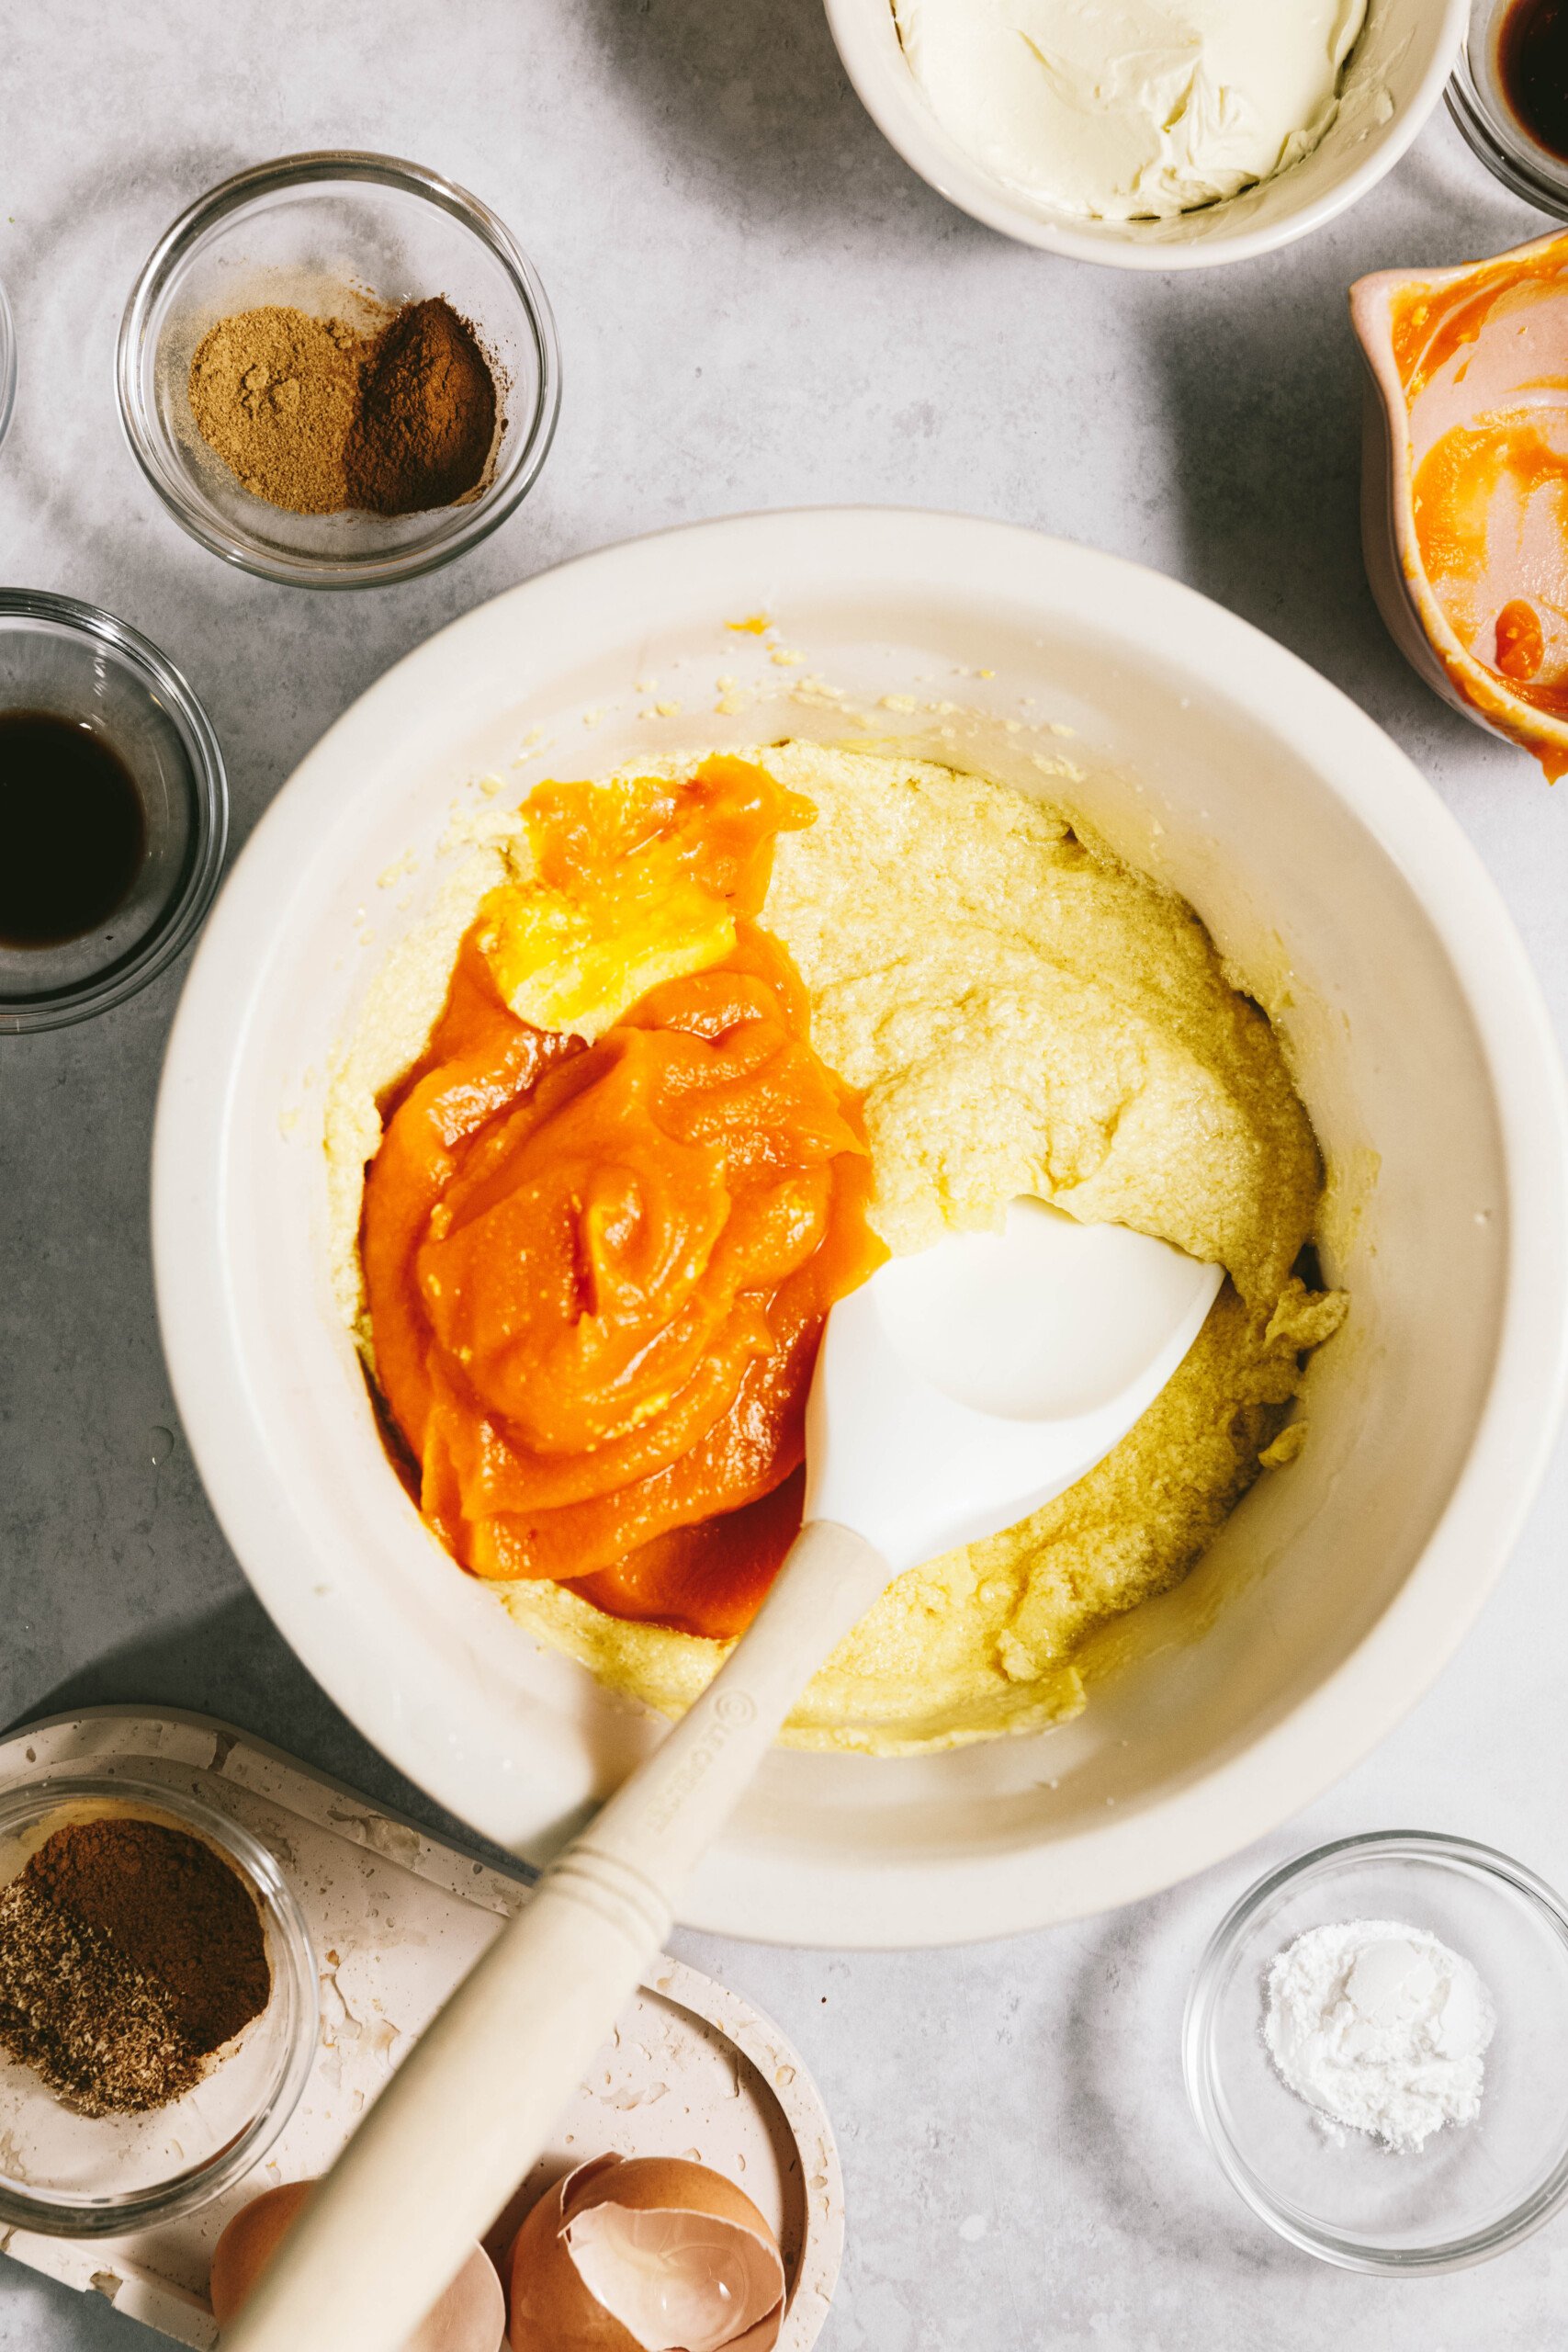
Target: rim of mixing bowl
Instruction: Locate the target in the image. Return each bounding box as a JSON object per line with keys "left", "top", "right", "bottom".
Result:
{"left": 148, "top": 507, "right": 1568, "bottom": 1945}
{"left": 1447, "top": 3, "right": 1568, "bottom": 217}
{"left": 1184, "top": 1829, "right": 1568, "bottom": 2274}
{"left": 115, "top": 151, "right": 562, "bottom": 589}
{"left": 0, "top": 590, "right": 228, "bottom": 1033}
{"left": 0, "top": 1773, "right": 318, "bottom": 2237}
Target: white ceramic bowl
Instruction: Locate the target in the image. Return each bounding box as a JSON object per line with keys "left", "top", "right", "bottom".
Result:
{"left": 152, "top": 508, "right": 1568, "bottom": 1948}
{"left": 823, "top": 0, "right": 1467, "bottom": 267}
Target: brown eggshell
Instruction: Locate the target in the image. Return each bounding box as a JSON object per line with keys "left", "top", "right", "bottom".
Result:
{"left": 209, "top": 2177, "right": 506, "bottom": 2351}
{"left": 209, "top": 2182, "right": 316, "bottom": 2328}
{"left": 508, "top": 2163, "right": 637, "bottom": 2352}
{"left": 507, "top": 2154, "right": 784, "bottom": 2352}
{"left": 569, "top": 2155, "right": 776, "bottom": 2243}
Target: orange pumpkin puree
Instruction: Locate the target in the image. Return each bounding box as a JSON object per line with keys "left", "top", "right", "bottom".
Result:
{"left": 1393, "top": 237, "right": 1568, "bottom": 769}
{"left": 360, "top": 758, "right": 886, "bottom": 1639}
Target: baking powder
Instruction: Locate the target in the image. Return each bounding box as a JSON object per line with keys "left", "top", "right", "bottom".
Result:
{"left": 1263, "top": 1917, "right": 1495, "bottom": 2152}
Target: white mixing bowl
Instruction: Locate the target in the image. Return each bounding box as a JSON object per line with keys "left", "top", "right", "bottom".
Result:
{"left": 823, "top": 0, "right": 1467, "bottom": 267}
{"left": 153, "top": 509, "right": 1568, "bottom": 1947}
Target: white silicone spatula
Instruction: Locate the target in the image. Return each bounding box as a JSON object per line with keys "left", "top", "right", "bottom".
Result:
{"left": 225, "top": 1201, "right": 1221, "bottom": 2352}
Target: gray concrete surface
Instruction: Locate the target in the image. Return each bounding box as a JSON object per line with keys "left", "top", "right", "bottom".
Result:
{"left": 5, "top": 5, "right": 1568, "bottom": 2345}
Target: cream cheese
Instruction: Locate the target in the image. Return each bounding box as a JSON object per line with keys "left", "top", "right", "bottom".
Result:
{"left": 893, "top": 0, "right": 1369, "bottom": 221}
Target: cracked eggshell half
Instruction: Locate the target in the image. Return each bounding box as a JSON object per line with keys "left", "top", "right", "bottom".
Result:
{"left": 507, "top": 2154, "right": 785, "bottom": 2352}
{"left": 209, "top": 2179, "right": 506, "bottom": 2352}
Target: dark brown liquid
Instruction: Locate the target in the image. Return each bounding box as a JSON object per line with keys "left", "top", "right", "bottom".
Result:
{"left": 1498, "top": 0, "right": 1568, "bottom": 162}
{"left": 0, "top": 711, "right": 146, "bottom": 949}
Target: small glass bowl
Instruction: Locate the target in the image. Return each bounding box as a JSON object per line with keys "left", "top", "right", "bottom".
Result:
{"left": 1448, "top": 1, "right": 1568, "bottom": 216}
{"left": 0, "top": 1775, "right": 317, "bottom": 2238}
{"left": 1185, "top": 1832, "right": 1568, "bottom": 2273}
{"left": 0, "top": 592, "right": 227, "bottom": 1033}
{"left": 0, "top": 277, "right": 17, "bottom": 456}
{"left": 117, "top": 152, "right": 560, "bottom": 588}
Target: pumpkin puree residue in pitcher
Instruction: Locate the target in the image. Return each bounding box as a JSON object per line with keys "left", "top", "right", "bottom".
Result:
{"left": 359, "top": 757, "right": 886, "bottom": 1638}
{"left": 1394, "top": 235, "right": 1568, "bottom": 770}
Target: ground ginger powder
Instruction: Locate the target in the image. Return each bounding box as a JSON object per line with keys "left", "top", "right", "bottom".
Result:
{"left": 188, "top": 305, "right": 367, "bottom": 514}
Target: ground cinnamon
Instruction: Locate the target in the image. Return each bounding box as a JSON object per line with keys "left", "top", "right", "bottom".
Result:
{"left": 188, "top": 293, "right": 499, "bottom": 520}
{"left": 345, "top": 298, "right": 497, "bottom": 514}
{"left": 0, "top": 1814, "right": 271, "bottom": 2115}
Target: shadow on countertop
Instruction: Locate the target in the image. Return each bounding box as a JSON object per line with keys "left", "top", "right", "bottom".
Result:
{"left": 1145, "top": 140, "right": 1549, "bottom": 772}
{"left": 573, "top": 0, "right": 973, "bottom": 250}
{"left": 7, "top": 1587, "right": 526, "bottom": 1878}
{"left": 1049, "top": 1895, "right": 1303, "bottom": 2280}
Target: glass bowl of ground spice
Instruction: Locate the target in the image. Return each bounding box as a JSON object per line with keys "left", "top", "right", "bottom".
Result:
{"left": 117, "top": 153, "right": 559, "bottom": 588}
{"left": 0, "top": 1777, "right": 316, "bottom": 2236}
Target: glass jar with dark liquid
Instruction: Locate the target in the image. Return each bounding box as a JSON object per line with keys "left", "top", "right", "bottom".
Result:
{"left": 0, "top": 592, "right": 226, "bottom": 1035}
{"left": 1450, "top": 0, "right": 1568, "bottom": 213}
{"left": 0, "top": 713, "right": 147, "bottom": 950}
{"left": 1496, "top": 0, "right": 1568, "bottom": 164}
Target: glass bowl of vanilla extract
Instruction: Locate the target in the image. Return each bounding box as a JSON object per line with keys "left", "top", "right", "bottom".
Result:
{"left": 1449, "top": 0, "right": 1568, "bottom": 214}
{"left": 0, "top": 592, "right": 227, "bottom": 1033}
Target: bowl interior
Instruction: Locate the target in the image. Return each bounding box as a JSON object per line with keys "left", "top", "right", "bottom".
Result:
{"left": 0, "top": 1781, "right": 315, "bottom": 2231}
{"left": 0, "top": 616, "right": 211, "bottom": 1016}
{"left": 127, "top": 173, "right": 549, "bottom": 579}
{"left": 1190, "top": 1841, "right": 1568, "bottom": 2265}
{"left": 829, "top": 0, "right": 1465, "bottom": 261}
{"left": 153, "top": 512, "right": 1562, "bottom": 1945}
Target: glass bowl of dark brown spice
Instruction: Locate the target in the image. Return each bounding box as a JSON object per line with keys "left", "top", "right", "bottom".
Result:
{"left": 0, "top": 1777, "right": 315, "bottom": 2236}
{"left": 117, "top": 153, "right": 560, "bottom": 588}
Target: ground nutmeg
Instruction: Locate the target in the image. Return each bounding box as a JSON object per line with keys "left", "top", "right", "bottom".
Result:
{"left": 0, "top": 1814, "right": 271, "bottom": 2116}
{"left": 187, "top": 306, "right": 364, "bottom": 514}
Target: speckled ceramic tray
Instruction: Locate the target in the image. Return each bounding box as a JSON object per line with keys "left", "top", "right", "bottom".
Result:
{"left": 0, "top": 1708, "right": 842, "bottom": 2348}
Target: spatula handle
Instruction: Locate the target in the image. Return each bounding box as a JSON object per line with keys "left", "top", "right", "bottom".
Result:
{"left": 221, "top": 1519, "right": 885, "bottom": 2352}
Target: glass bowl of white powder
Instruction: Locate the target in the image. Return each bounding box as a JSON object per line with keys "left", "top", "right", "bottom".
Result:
{"left": 1185, "top": 1832, "right": 1568, "bottom": 2271}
